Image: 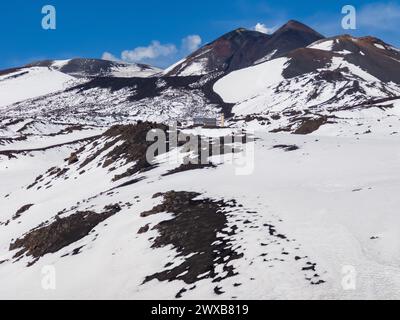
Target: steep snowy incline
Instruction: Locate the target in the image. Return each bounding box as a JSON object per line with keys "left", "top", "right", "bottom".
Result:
{"left": 214, "top": 35, "right": 400, "bottom": 134}
{"left": 213, "top": 57, "right": 289, "bottom": 103}
{"left": 0, "top": 67, "right": 76, "bottom": 108}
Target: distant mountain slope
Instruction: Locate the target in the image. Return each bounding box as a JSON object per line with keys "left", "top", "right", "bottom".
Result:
{"left": 0, "top": 67, "right": 75, "bottom": 108}
{"left": 305, "top": 35, "right": 400, "bottom": 82}
{"left": 214, "top": 34, "right": 400, "bottom": 133}
{"left": 2, "top": 73, "right": 232, "bottom": 125}
{"left": 215, "top": 35, "right": 400, "bottom": 103}
{"left": 0, "top": 59, "right": 162, "bottom": 109}
{"left": 26, "top": 58, "right": 162, "bottom": 78}
{"left": 165, "top": 20, "right": 324, "bottom": 76}
{"left": 264, "top": 20, "right": 325, "bottom": 60}
{"left": 2, "top": 20, "right": 400, "bottom": 137}
{"left": 164, "top": 28, "right": 272, "bottom": 76}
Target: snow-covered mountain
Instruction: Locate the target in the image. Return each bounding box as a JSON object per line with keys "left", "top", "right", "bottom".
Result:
{"left": 3, "top": 28, "right": 400, "bottom": 135}
{"left": 2, "top": 20, "right": 400, "bottom": 300}
{"left": 1, "top": 73, "right": 229, "bottom": 125}
{"left": 214, "top": 34, "right": 400, "bottom": 135}
{"left": 27, "top": 58, "right": 162, "bottom": 78}
{"left": 0, "top": 59, "right": 162, "bottom": 109}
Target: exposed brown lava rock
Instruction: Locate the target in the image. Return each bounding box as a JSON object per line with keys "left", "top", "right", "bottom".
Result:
{"left": 13, "top": 204, "right": 34, "bottom": 220}
{"left": 10, "top": 204, "right": 121, "bottom": 261}
{"left": 140, "top": 191, "right": 243, "bottom": 287}
{"left": 294, "top": 116, "right": 329, "bottom": 135}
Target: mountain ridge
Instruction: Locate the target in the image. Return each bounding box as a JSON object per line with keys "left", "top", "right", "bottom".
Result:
{"left": 26, "top": 58, "right": 162, "bottom": 78}
{"left": 165, "top": 20, "right": 325, "bottom": 76}
{"left": 1, "top": 20, "right": 400, "bottom": 135}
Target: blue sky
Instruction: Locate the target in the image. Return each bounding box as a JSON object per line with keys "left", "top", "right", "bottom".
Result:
{"left": 1, "top": 0, "right": 399, "bottom": 69}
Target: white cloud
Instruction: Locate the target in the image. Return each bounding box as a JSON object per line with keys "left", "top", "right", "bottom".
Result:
{"left": 102, "top": 35, "right": 202, "bottom": 67}
{"left": 121, "top": 41, "right": 177, "bottom": 63}
{"left": 254, "top": 23, "right": 274, "bottom": 34}
{"left": 181, "top": 35, "right": 202, "bottom": 52}
{"left": 101, "top": 52, "right": 119, "bottom": 62}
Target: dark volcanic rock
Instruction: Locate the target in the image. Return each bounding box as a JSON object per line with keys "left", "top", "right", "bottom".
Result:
{"left": 162, "top": 162, "right": 216, "bottom": 176}
{"left": 68, "top": 152, "right": 79, "bottom": 165}
{"left": 0, "top": 67, "right": 22, "bottom": 77}
{"left": 79, "top": 122, "right": 168, "bottom": 181}
{"left": 283, "top": 47, "right": 333, "bottom": 79}
{"left": 9, "top": 204, "right": 121, "bottom": 260}
{"left": 13, "top": 204, "right": 34, "bottom": 220}
{"left": 166, "top": 28, "right": 271, "bottom": 76}
{"left": 78, "top": 122, "right": 241, "bottom": 182}
{"left": 138, "top": 224, "right": 150, "bottom": 234}
{"left": 266, "top": 20, "right": 324, "bottom": 59}
{"left": 294, "top": 117, "right": 329, "bottom": 135}
{"left": 166, "top": 20, "right": 324, "bottom": 77}
{"left": 283, "top": 34, "right": 400, "bottom": 84}
{"left": 141, "top": 191, "right": 243, "bottom": 287}
{"left": 272, "top": 144, "right": 300, "bottom": 151}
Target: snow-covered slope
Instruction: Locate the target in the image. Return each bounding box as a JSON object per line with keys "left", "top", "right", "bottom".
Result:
{"left": 2, "top": 121, "right": 400, "bottom": 299}
{"left": 0, "top": 67, "right": 76, "bottom": 108}
{"left": 27, "top": 58, "right": 162, "bottom": 78}
{"left": 0, "top": 58, "right": 162, "bottom": 111}
{"left": 1, "top": 74, "right": 230, "bottom": 125}
{"left": 214, "top": 57, "right": 289, "bottom": 103}
{"left": 214, "top": 35, "right": 400, "bottom": 134}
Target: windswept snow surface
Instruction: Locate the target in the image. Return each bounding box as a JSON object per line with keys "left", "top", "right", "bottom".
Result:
{"left": 308, "top": 39, "right": 334, "bottom": 51}
{"left": 0, "top": 67, "right": 75, "bottom": 108}
{"left": 109, "top": 64, "right": 162, "bottom": 78}
{"left": 213, "top": 58, "right": 288, "bottom": 103}
{"left": 51, "top": 60, "right": 72, "bottom": 69}
{"left": 2, "top": 125, "right": 400, "bottom": 299}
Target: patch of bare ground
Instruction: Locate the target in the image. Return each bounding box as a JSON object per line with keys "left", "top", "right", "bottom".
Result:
{"left": 162, "top": 163, "right": 216, "bottom": 176}
{"left": 293, "top": 116, "right": 329, "bottom": 134}
{"left": 77, "top": 122, "right": 247, "bottom": 182}
{"left": 272, "top": 144, "right": 300, "bottom": 151}
{"left": 78, "top": 122, "right": 168, "bottom": 181}
{"left": 140, "top": 191, "right": 243, "bottom": 296}
{"left": 13, "top": 204, "right": 34, "bottom": 220}
{"left": 47, "top": 125, "right": 86, "bottom": 137}
{"left": 9, "top": 204, "right": 121, "bottom": 263}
